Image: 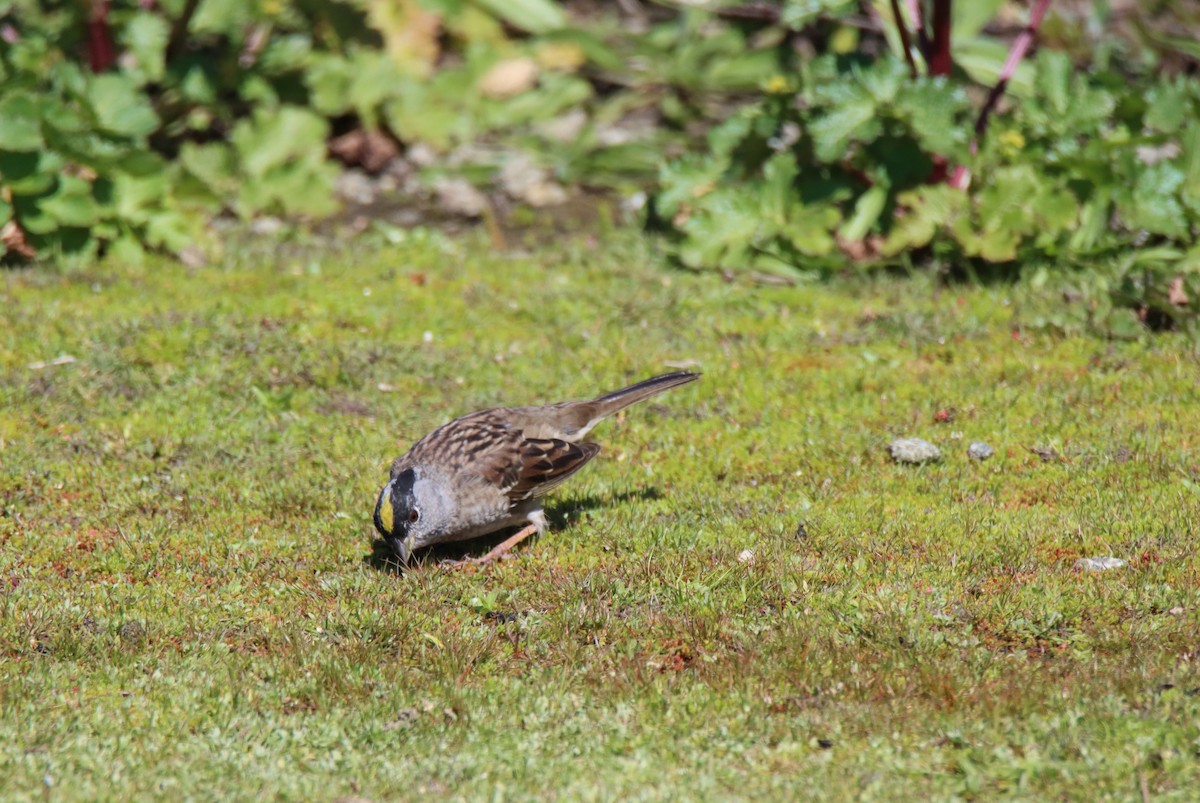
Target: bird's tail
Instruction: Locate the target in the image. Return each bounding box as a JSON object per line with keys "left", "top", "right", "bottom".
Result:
{"left": 590, "top": 370, "right": 700, "bottom": 419}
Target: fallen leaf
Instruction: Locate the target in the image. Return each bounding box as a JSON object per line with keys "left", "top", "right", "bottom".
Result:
{"left": 479, "top": 57, "right": 538, "bottom": 98}
{"left": 367, "top": 0, "right": 441, "bottom": 77}
{"left": 329, "top": 129, "right": 400, "bottom": 174}
{"left": 535, "top": 41, "right": 585, "bottom": 71}
{"left": 1168, "top": 276, "right": 1189, "bottom": 306}
{"left": 1, "top": 219, "right": 35, "bottom": 260}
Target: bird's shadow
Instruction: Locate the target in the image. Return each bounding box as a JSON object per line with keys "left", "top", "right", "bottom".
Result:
{"left": 362, "top": 487, "right": 662, "bottom": 573}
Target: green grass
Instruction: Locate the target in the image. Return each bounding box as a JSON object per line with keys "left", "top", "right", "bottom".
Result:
{"left": 2, "top": 229, "right": 1199, "bottom": 800}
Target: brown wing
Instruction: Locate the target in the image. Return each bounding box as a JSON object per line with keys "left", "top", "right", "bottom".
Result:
{"left": 396, "top": 411, "right": 521, "bottom": 480}
{"left": 506, "top": 439, "right": 601, "bottom": 501}
{"left": 401, "top": 409, "right": 600, "bottom": 506}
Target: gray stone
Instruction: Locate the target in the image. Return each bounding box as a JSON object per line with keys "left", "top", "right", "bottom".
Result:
{"left": 888, "top": 438, "right": 941, "bottom": 464}
{"left": 1074, "top": 556, "right": 1126, "bottom": 571}
{"left": 968, "top": 441, "right": 995, "bottom": 460}
{"left": 433, "top": 178, "right": 488, "bottom": 218}
{"left": 336, "top": 169, "right": 377, "bottom": 206}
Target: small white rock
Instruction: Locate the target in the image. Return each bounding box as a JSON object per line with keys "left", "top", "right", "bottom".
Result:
{"left": 889, "top": 438, "right": 941, "bottom": 464}
{"left": 737, "top": 549, "right": 755, "bottom": 564}
{"left": 433, "top": 177, "right": 488, "bottom": 218}
{"left": 968, "top": 441, "right": 995, "bottom": 460}
{"left": 1074, "top": 556, "right": 1126, "bottom": 571}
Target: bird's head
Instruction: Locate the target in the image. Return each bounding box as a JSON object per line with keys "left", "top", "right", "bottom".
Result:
{"left": 373, "top": 468, "right": 423, "bottom": 563}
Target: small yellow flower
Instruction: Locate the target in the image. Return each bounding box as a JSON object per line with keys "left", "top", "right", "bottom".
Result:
{"left": 262, "top": 0, "right": 284, "bottom": 16}
{"left": 764, "top": 75, "right": 789, "bottom": 94}
{"left": 998, "top": 129, "right": 1026, "bottom": 156}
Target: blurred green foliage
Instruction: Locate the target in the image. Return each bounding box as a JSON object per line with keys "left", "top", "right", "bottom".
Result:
{"left": 651, "top": 2, "right": 1200, "bottom": 340}
{"left": 0, "top": 0, "right": 1198, "bottom": 337}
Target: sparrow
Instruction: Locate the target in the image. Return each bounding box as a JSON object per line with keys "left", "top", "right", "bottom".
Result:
{"left": 373, "top": 371, "right": 700, "bottom": 564}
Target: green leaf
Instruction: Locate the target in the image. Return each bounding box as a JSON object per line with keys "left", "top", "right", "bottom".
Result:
{"left": 954, "top": 37, "right": 1035, "bottom": 98}
{"left": 345, "top": 50, "right": 408, "bottom": 123}
{"left": 144, "top": 208, "right": 198, "bottom": 253}
{"left": 974, "top": 165, "right": 1075, "bottom": 253}
{"left": 783, "top": 0, "right": 855, "bottom": 29}
{"left": 232, "top": 106, "right": 329, "bottom": 178}
{"left": 678, "top": 189, "right": 763, "bottom": 268}
{"left": 859, "top": 59, "right": 905, "bottom": 105}
{"left": 40, "top": 176, "right": 99, "bottom": 227}
{"left": 472, "top": 0, "right": 565, "bottom": 34}
{"left": 894, "top": 79, "right": 969, "bottom": 156}
{"left": 838, "top": 185, "right": 888, "bottom": 242}
{"left": 179, "top": 142, "right": 237, "bottom": 196}
{"left": 113, "top": 172, "right": 170, "bottom": 224}
{"left": 1034, "top": 51, "right": 1071, "bottom": 116}
{"left": 780, "top": 203, "right": 840, "bottom": 257}
{"left": 108, "top": 233, "right": 148, "bottom": 266}
{"left": 655, "top": 156, "right": 723, "bottom": 218}
{"left": 953, "top": 214, "right": 1019, "bottom": 262}
{"left": 230, "top": 107, "right": 339, "bottom": 217}
{"left": 760, "top": 153, "right": 800, "bottom": 223}
{"left": 702, "top": 49, "right": 781, "bottom": 92}
{"left": 809, "top": 85, "right": 877, "bottom": 162}
{"left": 1143, "top": 32, "right": 1200, "bottom": 62}
{"left": 193, "top": 0, "right": 257, "bottom": 35}
{"left": 1180, "top": 125, "right": 1200, "bottom": 216}
{"left": 12, "top": 195, "right": 58, "bottom": 235}
{"left": 484, "top": 74, "right": 592, "bottom": 130}
{"left": 306, "top": 56, "right": 355, "bottom": 116}
{"left": 0, "top": 92, "right": 43, "bottom": 151}
{"left": 1068, "top": 195, "right": 1111, "bottom": 253}
{"left": 1125, "top": 162, "right": 1188, "bottom": 239}
{"left": 881, "top": 185, "right": 967, "bottom": 255}
{"left": 121, "top": 13, "right": 170, "bottom": 82}
{"left": 952, "top": 0, "right": 1007, "bottom": 40}
{"left": 1144, "top": 80, "right": 1194, "bottom": 134}
{"left": 706, "top": 108, "right": 757, "bottom": 160}
{"left": 570, "top": 142, "right": 663, "bottom": 183}
{"left": 116, "top": 150, "right": 169, "bottom": 178}
{"left": 89, "top": 74, "right": 159, "bottom": 138}
{"left": 178, "top": 63, "right": 219, "bottom": 104}
{"left": 258, "top": 34, "right": 314, "bottom": 75}
{"left": 0, "top": 150, "right": 60, "bottom": 196}
{"left": 383, "top": 82, "right": 465, "bottom": 150}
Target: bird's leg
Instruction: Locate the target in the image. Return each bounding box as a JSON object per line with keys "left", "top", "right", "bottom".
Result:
{"left": 453, "top": 510, "right": 547, "bottom": 567}
{"left": 463, "top": 523, "right": 538, "bottom": 566}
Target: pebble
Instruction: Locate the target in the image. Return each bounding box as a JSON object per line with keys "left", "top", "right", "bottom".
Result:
{"left": 968, "top": 441, "right": 995, "bottom": 460}
{"left": 335, "top": 169, "right": 377, "bottom": 206}
{"left": 433, "top": 178, "right": 488, "bottom": 218}
{"left": 249, "top": 216, "right": 283, "bottom": 235}
{"left": 497, "top": 153, "right": 567, "bottom": 208}
{"left": 737, "top": 549, "right": 755, "bottom": 564}
{"left": 1074, "top": 556, "right": 1126, "bottom": 571}
{"left": 888, "top": 438, "right": 941, "bottom": 464}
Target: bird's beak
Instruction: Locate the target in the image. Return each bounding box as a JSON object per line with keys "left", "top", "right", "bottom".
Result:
{"left": 393, "top": 534, "right": 415, "bottom": 564}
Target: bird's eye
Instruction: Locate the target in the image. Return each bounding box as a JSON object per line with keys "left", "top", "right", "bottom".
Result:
{"left": 408, "top": 509, "right": 420, "bottom": 523}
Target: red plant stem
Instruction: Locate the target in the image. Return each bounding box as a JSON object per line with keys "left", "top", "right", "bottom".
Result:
{"left": 950, "top": 0, "right": 1053, "bottom": 188}
{"left": 167, "top": 0, "right": 203, "bottom": 61}
{"left": 973, "top": 0, "right": 1052, "bottom": 140}
{"left": 889, "top": 0, "right": 919, "bottom": 78}
{"left": 906, "top": 0, "right": 931, "bottom": 60}
{"left": 86, "top": 0, "right": 116, "bottom": 72}
{"left": 927, "top": 0, "right": 952, "bottom": 76}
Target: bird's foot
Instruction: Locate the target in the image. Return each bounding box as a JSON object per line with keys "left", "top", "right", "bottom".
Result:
{"left": 446, "top": 523, "right": 539, "bottom": 568}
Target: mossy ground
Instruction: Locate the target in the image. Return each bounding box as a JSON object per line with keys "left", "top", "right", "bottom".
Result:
{"left": 2, "top": 229, "right": 1199, "bottom": 800}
